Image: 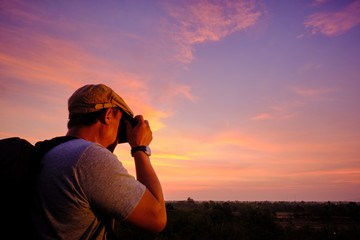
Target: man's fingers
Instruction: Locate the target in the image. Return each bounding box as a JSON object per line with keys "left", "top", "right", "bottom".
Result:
{"left": 135, "top": 115, "right": 144, "bottom": 123}
{"left": 126, "top": 115, "right": 153, "bottom": 147}
{"left": 134, "top": 115, "right": 150, "bottom": 128}
{"left": 144, "top": 120, "right": 149, "bottom": 127}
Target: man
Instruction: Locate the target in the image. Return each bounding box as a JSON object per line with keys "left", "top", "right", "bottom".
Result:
{"left": 32, "top": 84, "right": 166, "bottom": 239}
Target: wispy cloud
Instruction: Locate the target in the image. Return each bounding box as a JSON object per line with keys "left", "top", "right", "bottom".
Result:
{"left": 293, "top": 87, "right": 337, "bottom": 101}
{"left": 304, "top": 0, "right": 360, "bottom": 37}
{"left": 251, "top": 113, "right": 270, "bottom": 120}
{"left": 152, "top": 81, "right": 197, "bottom": 105}
{"left": 310, "top": 0, "right": 329, "bottom": 7}
{"left": 163, "top": 0, "right": 263, "bottom": 63}
{"left": 152, "top": 153, "right": 192, "bottom": 160}
{"left": 154, "top": 128, "right": 283, "bottom": 161}
{"left": 251, "top": 107, "right": 298, "bottom": 121}
{"left": 298, "top": 62, "right": 323, "bottom": 73}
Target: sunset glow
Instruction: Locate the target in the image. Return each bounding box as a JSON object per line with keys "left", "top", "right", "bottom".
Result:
{"left": 1, "top": 0, "right": 359, "bottom": 201}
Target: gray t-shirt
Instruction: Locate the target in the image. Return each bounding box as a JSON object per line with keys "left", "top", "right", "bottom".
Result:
{"left": 32, "top": 139, "right": 146, "bottom": 239}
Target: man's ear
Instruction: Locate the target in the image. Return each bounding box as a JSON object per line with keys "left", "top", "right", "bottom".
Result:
{"left": 102, "top": 108, "right": 113, "bottom": 125}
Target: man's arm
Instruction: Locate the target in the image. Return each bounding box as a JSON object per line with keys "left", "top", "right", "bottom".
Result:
{"left": 123, "top": 116, "right": 167, "bottom": 233}
{"left": 125, "top": 152, "right": 167, "bottom": 233}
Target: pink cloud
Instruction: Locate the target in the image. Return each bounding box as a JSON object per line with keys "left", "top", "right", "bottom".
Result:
{"left": 155, "top": 82, "right": 197, "bottom": 104}
{"left": 0, "top": 1, "right": 196, "bottom": 134}
{"left": 310, "top": 0, "right": 328, "bottom": 7}
{"left": 251, "top": 113, "right": 270, "bottom": 120}
{"left": 280, "top": 113, "right": 297, "bottom": 120}
{"left": 293, "top": 87, "right": 337, "bottom": 101}
{"left": 163, "top": 0, "right": 263, "bottom": 63}
{"left": 251, "top": 108, "right": 297, "bottom": 121}
{"left": 304, "top": 0, "right": 360, "bottom": 37}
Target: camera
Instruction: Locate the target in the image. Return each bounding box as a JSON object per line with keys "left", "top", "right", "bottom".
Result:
{"left": 117, "top": 112, "right": 138, "bottom": 143}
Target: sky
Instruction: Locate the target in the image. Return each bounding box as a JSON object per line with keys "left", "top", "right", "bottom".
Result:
{"left": 1, "top": 0, "right": 360, "bottom": 202}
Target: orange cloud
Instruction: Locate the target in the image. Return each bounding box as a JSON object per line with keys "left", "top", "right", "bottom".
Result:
{"left": 163, "top": 0, "right": 263, "bottom": 63}
{"left": 152, "top": 128, "right": 284, "bottom": 168}
{"left": 304, "top": 0, "right": 360, "bottom": 37}
{"left": 152, "top": 153, "right": 192, "bottom": 161}
{"left": 1, "top": 1, "right": 194, "bottom": 135}
{"left": 115, "top": 121, "right": 360, "bottom": 201}
{"left": 291, "top": 169, "right": 360, "bottom": 177}
{"left": 0, "top": 27, "right": 167, "bottom": 132}
{"left": 153, "top": 120, "right": 360, "bottom": 174}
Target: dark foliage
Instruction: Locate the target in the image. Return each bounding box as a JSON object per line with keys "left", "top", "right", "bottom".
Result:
{"left": 115, "top": 201, "right": 360, "bottom": 240}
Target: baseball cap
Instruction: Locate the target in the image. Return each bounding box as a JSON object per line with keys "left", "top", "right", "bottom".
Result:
{"left": 68, "top": 84, "right": 134, "bottom": 118}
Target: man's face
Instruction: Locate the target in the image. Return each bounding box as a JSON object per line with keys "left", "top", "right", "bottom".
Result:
{"left": 107, "top": 108, "right": 122, "bottom": 152}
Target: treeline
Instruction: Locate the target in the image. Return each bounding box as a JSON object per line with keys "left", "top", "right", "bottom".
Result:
{"left": 115, "top": 200, "right": 360, "bottom": 240}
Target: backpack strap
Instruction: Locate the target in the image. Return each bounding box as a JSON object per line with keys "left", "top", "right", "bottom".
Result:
{"left": 34, "top": 136, "right": 78, "bottom": 171}
{"left": 35, "top": 136, "right": 78, "bottom": 158}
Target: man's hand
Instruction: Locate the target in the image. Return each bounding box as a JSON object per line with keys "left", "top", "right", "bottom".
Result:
{"left": 124, "top": 115, "right": 167, "bottom": 233}
{"left": 125, "top": 115, "right": 153, "bottom": 148}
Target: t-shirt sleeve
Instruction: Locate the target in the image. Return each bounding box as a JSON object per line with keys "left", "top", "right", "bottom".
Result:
{"left": 76, "top": 144, "right": 146, "bottom": 220}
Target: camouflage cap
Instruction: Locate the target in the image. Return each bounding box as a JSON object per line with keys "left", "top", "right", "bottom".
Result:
{"left": 68, "top": 84, "right": 134, "bottom": 118}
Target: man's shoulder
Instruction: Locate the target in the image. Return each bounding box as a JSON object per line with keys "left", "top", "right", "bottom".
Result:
{"left": 77, "top": 140, "right": 114, "bottom": 158}
{"left": 47, "top": 139, "right": 103, "bottom": 163}
{"left": 48, "top": 139, "right": 121, "bottom": 179}
{"left": 55, "top": 138, "right": 103, "bottom": 153}
{"left": 72, "top": 140, "right": 120, "bottom": 168}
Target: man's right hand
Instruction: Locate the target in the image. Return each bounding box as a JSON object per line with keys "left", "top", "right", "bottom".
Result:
{"left": 125, "top": 115, "right": 153, "bottom": 148}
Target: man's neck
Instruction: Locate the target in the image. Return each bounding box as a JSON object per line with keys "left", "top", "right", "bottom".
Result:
{"left": 66, "top": 125, "right": 100, "bottom": 144}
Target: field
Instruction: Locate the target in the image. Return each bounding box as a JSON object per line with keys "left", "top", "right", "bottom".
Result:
{"left": 115, "top": 200, "right": 360, "bottom": 240}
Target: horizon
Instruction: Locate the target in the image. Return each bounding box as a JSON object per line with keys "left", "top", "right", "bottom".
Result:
{"left": 1, "top": 0, "right": 359, "bottom": 202}
{"left": 165, "top": 199, "right": 360, "bottom": 203}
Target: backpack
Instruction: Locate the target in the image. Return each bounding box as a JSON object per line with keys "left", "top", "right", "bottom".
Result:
{"left": 0, "top": 136, "right": 76, "bottom": 239}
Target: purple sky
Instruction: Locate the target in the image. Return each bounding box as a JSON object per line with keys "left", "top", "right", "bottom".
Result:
{"left": 1, "top": 0, "right": 360, "bottom": 201}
